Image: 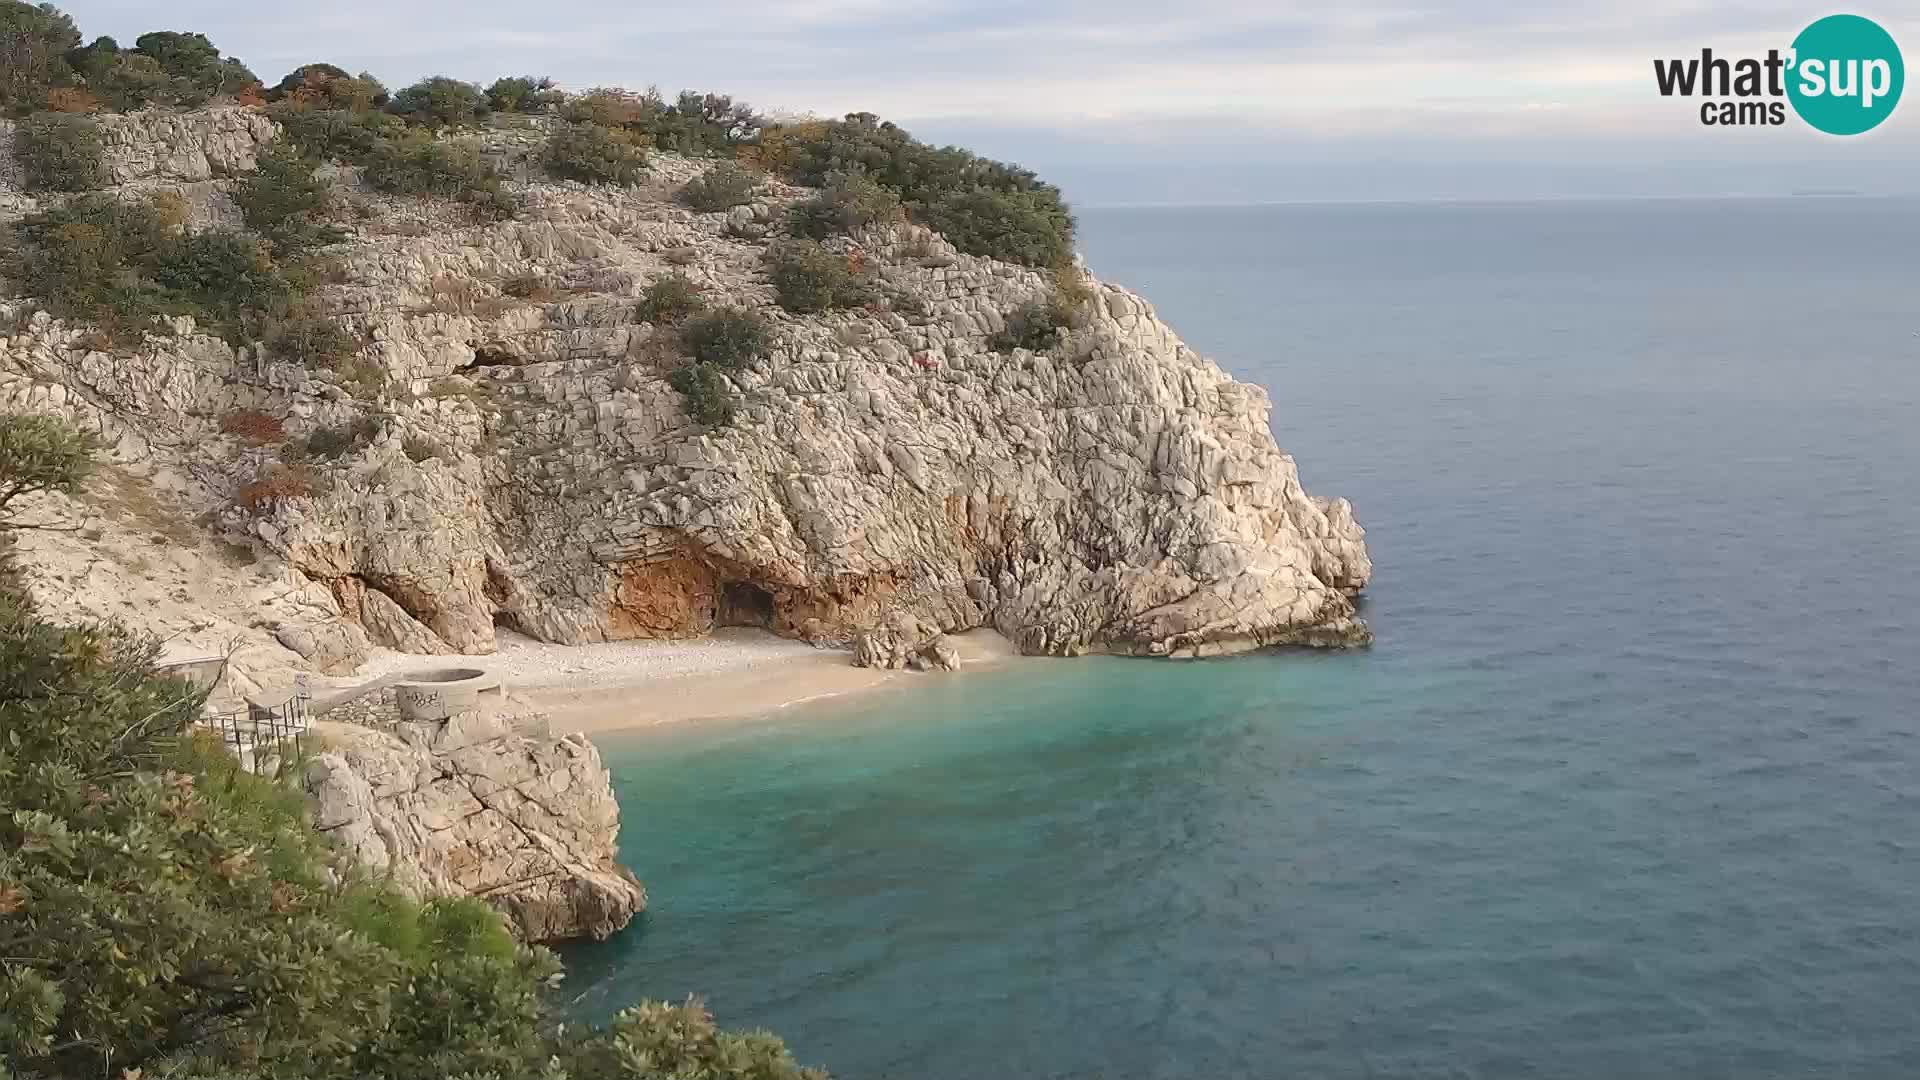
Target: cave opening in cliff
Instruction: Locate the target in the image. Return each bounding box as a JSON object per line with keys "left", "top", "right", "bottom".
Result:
{"left": 718, "top": 581, "right": 776, "bottom": 629}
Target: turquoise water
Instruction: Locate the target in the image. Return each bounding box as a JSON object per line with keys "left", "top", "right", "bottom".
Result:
{"left": 562, "top": 198, "right": 1920, "bottom": 1078}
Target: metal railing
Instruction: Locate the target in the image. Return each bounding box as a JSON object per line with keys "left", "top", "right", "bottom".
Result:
{"left": 201, "top": 693, "right": 308, "bottom": 745}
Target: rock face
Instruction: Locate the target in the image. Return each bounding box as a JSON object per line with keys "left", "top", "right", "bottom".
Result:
{"left": 853, "top": 609, "right": 961, "bottom": 671}
{"left": 301, "top": 713, "right": 646, "bottom": 943}
{"left": 0, "top": 108, "right": 1372, "bottom": 681}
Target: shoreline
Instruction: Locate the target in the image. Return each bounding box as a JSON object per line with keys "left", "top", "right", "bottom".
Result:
{"left": 351, "top": 627, "right": 1021, "bottom": 734}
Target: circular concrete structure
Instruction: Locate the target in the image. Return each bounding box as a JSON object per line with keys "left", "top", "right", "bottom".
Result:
{"left": 393, "top": 668, "right": 504, "bottom": 721}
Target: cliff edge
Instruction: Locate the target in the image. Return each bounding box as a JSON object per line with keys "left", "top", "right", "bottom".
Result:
{"left": 0, "top": 108, "right": 1371, "bottom": 685}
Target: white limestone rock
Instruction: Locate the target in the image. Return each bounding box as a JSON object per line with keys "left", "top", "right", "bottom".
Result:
{"left": 301, "top": 717, "right": 646, "bottom": 943}
{"left": 0, "top": 108, "right": 1374, "bottom": 676}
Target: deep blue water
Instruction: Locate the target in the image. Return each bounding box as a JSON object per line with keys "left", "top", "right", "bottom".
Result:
{"left": 561, "top": 198, "right": 1920, "bottom": 1078}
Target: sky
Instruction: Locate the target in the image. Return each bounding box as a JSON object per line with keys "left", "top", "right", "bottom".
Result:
{"left": 48, "top": 0, "right": 1920, "bottom": 205}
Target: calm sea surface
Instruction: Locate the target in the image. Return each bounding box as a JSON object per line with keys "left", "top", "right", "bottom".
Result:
{"left": 562, "top": 198, "right": 1920, "bottom": 1078}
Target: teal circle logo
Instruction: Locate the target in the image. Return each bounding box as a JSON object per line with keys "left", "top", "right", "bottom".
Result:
{"left": 1787, "top": 14, "right": 1904, "bottom": 135}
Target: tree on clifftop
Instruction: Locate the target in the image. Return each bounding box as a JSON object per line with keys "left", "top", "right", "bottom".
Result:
{"left": 0, "top": 0, "right": 80, "bottom": 112}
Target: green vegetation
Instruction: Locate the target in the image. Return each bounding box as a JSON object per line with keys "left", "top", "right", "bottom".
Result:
{"left": 3, "top": 194, "right": 296, "bottom": 341}
{"left": 543, "top": 121, "right": 647, "bottom": 186}
{"left": 6, "top": 2, "right": 1072, "bottom": 269}
{"left": 233, "top": 143, "right": 344, "bottom": 255}
{"left": 268, "top": 64, "right": 387, "bottom": 109}
{"left": 989, "top": 299, "right": 1068, "bottom": 353}
{"left": 0, "top": 1, "right": 82, "bottom": 113}
{"left": 678, "top": 161, "right": 758, "bottom": 212}
{"left": 485, "top": 74, "right": 559, "bottom": 113}
{"left": 636, "top": 273, "right": 705, "bottom": 325}
{"left": 267, "top": 105, "right": 406, "bottom": 161}
{"left": 990, "top": 268, "right": 1090, "bottom": 353}
{"left": 55, "top": 30, "right": 256, "bottom": 112}
{"left": 0, "top": 415, "right": 826, "bottom": 1077}
{"left": 362, "top": 135, "right": 515, "bottom": 220}
{"left": 14, "top": 110, "right": 103, "bottom": 192}
{"left": 559, "top": 88, "right": 761, "bottom": 156}
{"left": 767, "top": 240, "right": 870, "bottom": 314}
{"left": 261, "top": 310, "right": 356, "bottom": 368}
{"left": 668, "top": 362, "right": 736, "bottom": 426}
{"left": 757, "top": 113, "right": 1074, "bottom": 267}
{"left": 788, "top": 170, "right": 901, "bottom": 239}
{"left": 681, "top": 306, "right": 768, "bottom": 369}
{"left": 0, "top": 411, "right": 96, "bottom": 522}
{"left": 0, "top": 11, "right": 257, "bottom": 115}
{"left": 387, "top": 75, "right": 488, "bottom": 128}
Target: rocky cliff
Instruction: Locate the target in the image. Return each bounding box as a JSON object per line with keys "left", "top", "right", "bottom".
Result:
{"left": 0, "top": 108, "right": 1370, "bottom": 687}
{"left": 301, "top": 710, "right": 645, "bottom": 943}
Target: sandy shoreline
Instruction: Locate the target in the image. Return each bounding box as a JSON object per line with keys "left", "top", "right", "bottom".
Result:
{"left": 352, "top": 627, "right": 1020, "bottom": 733}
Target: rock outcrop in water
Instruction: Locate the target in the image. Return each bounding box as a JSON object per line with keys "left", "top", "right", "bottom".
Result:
{"left": 0, "top": 107, "right": 1371, "bottom": 686}
{"left": 300, "top": 712, "right": 645, "bottom": 942}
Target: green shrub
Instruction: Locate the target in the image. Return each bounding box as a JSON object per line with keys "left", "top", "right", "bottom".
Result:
{"left": 15, "top": 111, "right": 104, "bottom": 192}
{"left": 542, "top": 121, "right": 646, "bottom": 185}
{"left": 0, "top": 413, "right": 838, "bottom": 1080}
{"left": 917, "top": 187, "right": 1076, "bottom": 270}
{"left": 485, "top": 75, "right": 558, "bottom": 113}
{"left": 678, "top": 161, "right": 758, "bottom": 211}
{"left": 266, "top": 105, "right": 406, "bottom": 162}
{"left": 788, "top": 170, "right": 900, "bottom": 239}
{"left": 4, "top": 194, "right": 171, "bottom": 330}
{"left": 387, "top": 75, "right": 488, "bottom": 128}
{"left": 681, "top": 306, "right": 767, "bottom": 369}
{"left": 128, "top": 30, "right": 257, "bottom": 105}
{"left": 302, "top": 423, "right": 353, "bottom": 458}
{"left": 0, "top": 411, "right": 97, "bottom": 519}
{"left": 57, "top": 29, "right": 255, "bottom": 111}
{"left": 261, "top": 310, "right": 355, "bottom": 368}
{"left": 556, "top": 1000, "right": 827, "bottom": 1079}
{"left": 636, "top": 273, "right": 705, "bottom": 324}
{"left": 151, "top": 230, "right": 289, "bottom": 329}
{"left": 234, "top": 143, "right": 343, "bottom": 255}
{"left": 990, "top": 297, "right": 1072, "bottom": 354}
{"left": 759, "top": 112, "right": 1075, "bottom": 267}
{"left": 271, "top": 67, "right": 385, "bottom": 110}
{"left": 0, "top": 1, "right": 81, "bottom": 113}
{"left": 766, "top": 240, "right": 869, "bottom": 314}
{"left": 563, "top": 88, "right": 761, "bottom": 156}
{"left": 363, "top": 135, "right": 514, "bottom": 219}
{"left": 668, "top": 362, "right": 735, "bottom": 425}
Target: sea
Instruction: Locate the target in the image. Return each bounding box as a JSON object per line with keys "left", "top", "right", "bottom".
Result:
{"left": 559, "top": 197, "right": 1920, "bottom": 1079}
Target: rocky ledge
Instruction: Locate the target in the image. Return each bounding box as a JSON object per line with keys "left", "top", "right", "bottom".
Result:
{"left": 301, "top": 709, "right": 645, "bottom": 942}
